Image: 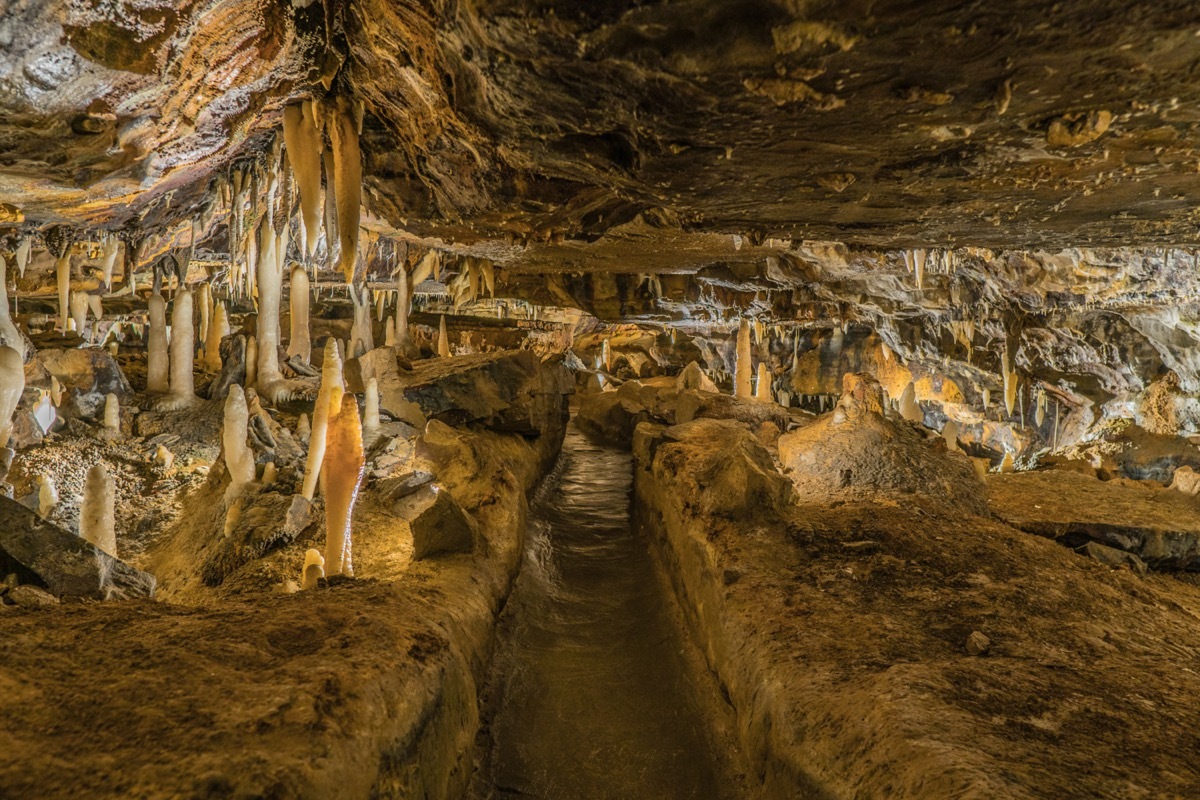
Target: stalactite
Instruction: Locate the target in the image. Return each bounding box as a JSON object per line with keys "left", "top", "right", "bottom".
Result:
{"left": 322, "top": 147, "right": 339, "bottom": 268}
{"left": 734, "top": 319, "right": 753, "bottom": 399}
{"left": 287, "top": 264, "right": 311, "bottom": 363}
{"left": 204, "top": 302, "right": 229, "bottom": 371}
{"left": 301, "top": 341, "right": 345, "bottom": 501}
{"left": 223, "top": 385, "right": 255, "bottom": 501}
{"left": 87, "top": 294, "right": 102, "bottom": 330}
{"left": 329, "top": 95, "right": 362, "bottom": 283}
{"left": 198, "top": 283, "right": 212, "bottom": 353}
{"left": 80, "top": 464, "right": 116, "bottom": 556}
{"left": 14, "top": 237, "right": 30, "bottom": 278}
{"left": 481, "top": 259, "right": 495, "bottom": 298}
{"left": 754, "top": 362, "right": 772, "bottom": 402}
{"left": 147, "top": 293, "right": 169, "bottom": 393}
{"left": 283, "top": 100, "right": 324, "bottom": 259}
{"left": 1002, "top": 350, "right": 1018, "bottom": 417}
{"left": 323, "top": 391, "right": 364, "bottom": 577}
{"left": 0, "top": 346, "right": 23, "bottom": 447}
{"left": 437, "top": 314, "right": 450, "bottom": 357}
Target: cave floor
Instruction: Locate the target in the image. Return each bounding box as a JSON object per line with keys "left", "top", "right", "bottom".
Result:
{"left": 470, "top": 425, "right": 745, "bottom": 799}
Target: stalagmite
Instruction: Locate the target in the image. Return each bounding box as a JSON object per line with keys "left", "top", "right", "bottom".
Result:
{"left": 1002, "top": 350, "right": 1018, "bottom": 417}
{"left": 223, "top": 385, "right": 255, "bottom": 500}
{"left": 80, "top": 463, "right": 116, "bottom": 556}
{"left": 395, "top": 263, "right": 410, "bottom": 344}
{"left": 261, "top": 462, "right": 277, "bottom": 487}
{"left": 982, "top": 387, "right": 991, "bottom": 410}
{"left": 754, "top": 362, "right": 773, "bottom": 402}
{"left": 601, "top": 339, "right": 611, "bottom": 371}
{"left": 734, "top": 319, "right": 753, "bottom": 399}
{"left": 349, "top": 284, "right": 374, "bottom": 359}
{"left": 942, "top": 420, "right": 959, "bottom": 452}
{"left": 0, "top": 346, "right": 24, "bottom": 446}
{"left": 37, "top": 475, "right": 57, "bottom": 518}
{"left": 56, "top": 252, "right": 70, "bottom": 333}
{"left": 253, "top": 220, "right": 298, "bottom": 402}
{"left": 1035, "top": 388, "right": 1046, "bottom": 426}
{"left": 437, "top": 315, "right": 450, "bottom": 357}
{"left": 999, "top": 451, "right": 1015, "bottom": 473}
{"left": 165, "top": 289, "right": 196, "bottom": 406}
{"left": 301, "top": 341, "right": 345, "bottom": 501}
{"left": 204, "top": 302, "right": 229, "bottom": 371}
{"left": 69, "top": 291, "right": 88, "bottom": 339}
{"left": 283, "top": 100, "right": 324, "bottom": 258}
{"left": 245, "top": 335, "right": 258, "bottom": 392}
{"left": 323, "top": 391, "right": 364, "bottom": 577}
{"left": 198, "top": 283, "right": 212, "bottom": 351}
{"left": 0, "top": 255, "right": 23, "bottom": 357}
{"left": 103, "top": 393, "right": 119, "bottom": 431}
{"left": 147, "top": 293, "right": 169, "bottom": 393}
{"left": 899, "top": 381, "right": 923, "bottom": 423}
{"left": 297, "top": 413, "right": 310, "bottom": 444}
{"left": 154, "top": 445, "right": 175, "bottom": 471}
{"left": 329, "top": 95, "right": 363, "bottom": 283}
{"left": 364, "top": 377, "right": 380, "bottom": 444}
{"left": 287, "top": 265, "right": 311, "bottom": 363}
{"left": 300, "top": 548, "right": 325, "bottom": 590}
{"left": 384, "top": 318, "right": 396, "bottom": 347}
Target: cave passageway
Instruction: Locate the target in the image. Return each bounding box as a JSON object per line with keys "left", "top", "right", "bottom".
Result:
{"left": 471, "top": 422, "right": 741, "bottom": 800}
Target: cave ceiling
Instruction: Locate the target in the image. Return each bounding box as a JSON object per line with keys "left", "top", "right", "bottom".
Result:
{"left": 4, "top": 0, "right": 1200, "bottom": 266}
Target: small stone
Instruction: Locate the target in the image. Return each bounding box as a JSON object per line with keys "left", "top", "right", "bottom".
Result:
{"left": 966, "top": 630, "right": 991, "bottom": 656}
{"left": 722, "top": 569, "right": 742, "bottom": 586}
{"left": 7, "top": 584, "right": 60, "bottom": 608}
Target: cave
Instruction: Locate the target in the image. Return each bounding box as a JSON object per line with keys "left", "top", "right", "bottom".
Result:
{"left": 3, "top": 1, "right": 1200, "bottom": 797}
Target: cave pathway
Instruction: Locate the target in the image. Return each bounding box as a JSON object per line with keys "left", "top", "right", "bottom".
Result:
{"left": 470, "top": 423, "right": 741, "bottom": 800}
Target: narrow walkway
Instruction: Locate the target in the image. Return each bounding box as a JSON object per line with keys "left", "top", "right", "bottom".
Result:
{"left": 471, "top": 425, "right": 740, "bottom": 800}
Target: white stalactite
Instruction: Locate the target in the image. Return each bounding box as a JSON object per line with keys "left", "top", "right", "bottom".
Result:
{"left": 329, "top": 95, "right": 362, "bottom": 283}
{"left": 283, "top": 100, "right": 324, "bottom": 259}
{"left": 69, "top": 291, "right": 88, "bottom": 339}
{"left": 198, "top": 282, "right": 212, "bottom": 353}
{"left": 14, "top": 237, "right": 31, "bottom": 278}
{"left": 100, "top": 237, "right": 120, "bottom": 292}
{"left": 80, "top": 463, "right": 116, "bottom": 557}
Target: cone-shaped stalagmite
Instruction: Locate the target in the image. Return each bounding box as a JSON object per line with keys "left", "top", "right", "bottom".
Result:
{"left": 395, "top": 264, "right": 410, "bottom": 345}
{"left": 323, "top": 391, "right": 364, "bottom": 578}
{"left": 437, "top": 315, "right": 450, "bottom": 357}
{"left": 754, "top": 362, "right": 773, "bottom": 402}
{"left": 168, "top": 289, "right": 196, "bottom": 404}
{"left": 223, "top": 385, "right": 255, "bottom": 501}
{"left": 734, "top": 319, "right": 753, "bottom": 399}
{"left": 329, "top": 95, "right": 362, "bottom": 283}
{"left": 80, "top": 463, "right": 116, "bottom": 556}
{"left": 0, "top": 346, "right": 24, "bottom": 446}
{"left": 204, "top": 302, "right": 229, "bottom": 371}
{"left": 301, "top": 341, "right": 345, "bottom": 501}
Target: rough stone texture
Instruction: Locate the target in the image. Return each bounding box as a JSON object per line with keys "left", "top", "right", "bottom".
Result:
{"left": 632, "top": 412, "right": 1200, "bottom": 799}
{"left": 988, "top": 470, "right": 1200, "bottom": 570}
{"left": 397, "top": 485, "right": 479, "bottom": 560}
{"left": 36, "top": 347, "right": 132, "bottom": 419}
{"left": 397, "top": 350, "right": 571, "bottom": 436}
{"left": 0, "top": 495, "right": 155, "bottom": 600}
{"left": 777, "top": 372, "right": 987, "bottom": 514}
{"left": 200, "top": 494, "right": 314, "bottom": 587}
